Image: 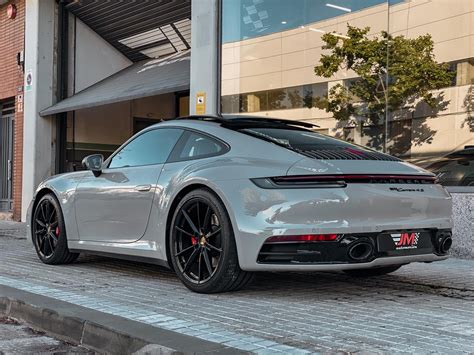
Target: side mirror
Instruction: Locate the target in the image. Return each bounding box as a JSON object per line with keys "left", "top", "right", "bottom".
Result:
{"left": 82, "top": 154, "right": 104, "bottom": 177}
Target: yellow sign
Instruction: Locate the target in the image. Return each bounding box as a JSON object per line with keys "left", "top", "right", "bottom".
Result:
{"left": 195, "top": 92, "right": 206, "bottom": 114}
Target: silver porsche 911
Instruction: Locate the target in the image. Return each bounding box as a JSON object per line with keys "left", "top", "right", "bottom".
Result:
{"left": 27, "top": 115, "right": 453, "bottom": 293}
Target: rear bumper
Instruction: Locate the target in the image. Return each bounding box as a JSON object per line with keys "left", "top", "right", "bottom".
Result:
{"left": 242, "top": 253, "right": 448, "bottom": 272}
{"left": 213, "top": 179, "right": 453, "bottom": 271}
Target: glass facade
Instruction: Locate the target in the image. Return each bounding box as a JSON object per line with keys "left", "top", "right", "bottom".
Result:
{"left": 220, "top": 0, "right": 474, "bottom": 188}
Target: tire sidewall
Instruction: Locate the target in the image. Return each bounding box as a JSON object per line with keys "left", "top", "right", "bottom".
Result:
{"left": 32, "top": 194, "right": 69, "bottom": 264}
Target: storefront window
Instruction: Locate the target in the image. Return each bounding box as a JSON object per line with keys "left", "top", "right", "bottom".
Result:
{"left": 220, "top": 0, "right": 474, "bottom": 189}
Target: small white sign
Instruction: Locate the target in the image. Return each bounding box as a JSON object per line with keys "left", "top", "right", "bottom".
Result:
{"left": 25, "top": 70, "right": 33, "bottom": 92}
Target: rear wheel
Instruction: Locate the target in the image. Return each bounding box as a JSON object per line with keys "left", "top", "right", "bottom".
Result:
{"left": 170, "top": 189, "right": 253, "bottom": 293}
{"left": 32, "top": 194, "right": 79, "bottom": 265}
{"left": 343, "top": 265, "right": 403, "bottom": 277}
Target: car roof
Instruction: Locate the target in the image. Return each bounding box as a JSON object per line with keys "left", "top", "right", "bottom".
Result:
{"left": 174, "top": 114, "right": 319, "bottom": 129}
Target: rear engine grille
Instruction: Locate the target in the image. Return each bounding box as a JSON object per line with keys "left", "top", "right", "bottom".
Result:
{"left": 296, "top": 148, "right": 401, "bottom": 161}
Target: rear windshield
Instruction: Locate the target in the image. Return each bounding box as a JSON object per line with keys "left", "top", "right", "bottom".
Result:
{"left": 240, "top": 127, "right": 371, "bottom": 151}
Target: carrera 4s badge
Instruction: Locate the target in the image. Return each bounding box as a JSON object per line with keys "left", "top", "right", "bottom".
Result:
{"left": 390, "top": 187, "right": 424, "bottom": 192}
{"left": 391, "top": 232, "right": 420, "bottom": 250}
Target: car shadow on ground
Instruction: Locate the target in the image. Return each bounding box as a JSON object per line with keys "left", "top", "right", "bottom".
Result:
{"left": 69, "top": 254, "right": 471, "bottom": 300}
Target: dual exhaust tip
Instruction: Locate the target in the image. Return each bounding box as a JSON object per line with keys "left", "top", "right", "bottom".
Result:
{"left": 435, "top": 233, "right": 452, "bottom": 255}
{"left": 347, "top": 239, "right": 374, "bottom": 261}
{"left": 347, "top": 232, "right": 453, "bottom": 261}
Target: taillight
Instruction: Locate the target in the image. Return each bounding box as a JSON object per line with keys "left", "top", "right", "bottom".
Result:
{"left": 251, "top": 174, "right": 436, "bottom": 189}
{"left": 265, "top": 234, "right": 339, "bottom": 243}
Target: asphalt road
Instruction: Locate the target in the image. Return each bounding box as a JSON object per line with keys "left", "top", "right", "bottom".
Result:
{"left": 1, "top": 234, "right": 473, "bottom": 354}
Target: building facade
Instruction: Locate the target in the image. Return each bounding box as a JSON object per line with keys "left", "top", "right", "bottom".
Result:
{"left": 0, "top": 0, "right": 24, "bottom": 220}
{"left": 2, "top": 0, "right": 472, "bottom": 221}
{"left": 220, "top": 0, "right": 473, "bottom": 165}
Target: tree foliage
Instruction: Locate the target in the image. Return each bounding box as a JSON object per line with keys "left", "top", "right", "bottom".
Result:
{"left": 314, "top": 25, "right": 455, "bottom": 124}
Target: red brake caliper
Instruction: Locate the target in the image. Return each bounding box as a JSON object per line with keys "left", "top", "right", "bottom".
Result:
{"left": 55, "top": 226, "right": 60, "bottom": 237}
{"left": 191, "top": 236, "right": 197, "bottom": 245}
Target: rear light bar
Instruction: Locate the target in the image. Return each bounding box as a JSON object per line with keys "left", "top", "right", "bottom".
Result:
{"left": 251, "top": 174, "right": 436, "bottom": 189}
{"left": 266, "top": 234, "right": 339, "bottom": 243}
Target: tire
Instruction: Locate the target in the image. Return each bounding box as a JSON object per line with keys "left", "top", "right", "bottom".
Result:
{"left": 32, "top": 193, "right": 79, "bottom": 265}
{"left": 343, "top": 264, "right": 403, "bottom": 277}
{"left": 169, "top": 188, "right": 253, "bottom": 293}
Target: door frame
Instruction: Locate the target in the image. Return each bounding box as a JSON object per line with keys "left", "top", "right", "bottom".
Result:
{"left": 0, "top": 100, "right": 15, "bottom": 212}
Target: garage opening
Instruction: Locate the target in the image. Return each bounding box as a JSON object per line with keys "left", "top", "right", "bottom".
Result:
{"left": 41, "top": 0, "right": 192, "bottom": 172}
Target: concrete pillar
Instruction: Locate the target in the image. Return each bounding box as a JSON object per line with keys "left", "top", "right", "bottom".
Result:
{"left": 190, "top": 0, "right": 220, "bottom": 115}
{"left": 21, "top": 0, "right": 57, "bottom": 220}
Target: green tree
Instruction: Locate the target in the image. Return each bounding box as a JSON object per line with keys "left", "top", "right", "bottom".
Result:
{"left": 314, "top": 25, "right": 454, "bottom": 152}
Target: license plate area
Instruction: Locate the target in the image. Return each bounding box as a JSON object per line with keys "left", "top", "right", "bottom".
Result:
{"left": 377, "top": 231, "right": 433, "bottom": 253}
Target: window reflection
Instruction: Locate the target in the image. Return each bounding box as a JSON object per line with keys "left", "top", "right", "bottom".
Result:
{"left": 221, "top": 0, "right": 474, "bottom": 188}
{"left": 222, "top": 83, "right": 328, "bottom": 113}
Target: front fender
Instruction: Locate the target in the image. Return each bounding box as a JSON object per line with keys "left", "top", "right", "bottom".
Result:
{"left": 27, "top": 172, "right": 88, "bottom": 243}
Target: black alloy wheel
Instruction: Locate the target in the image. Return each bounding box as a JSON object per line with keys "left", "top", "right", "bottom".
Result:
{"left": 32, "top": 194, "right": 79, "bottom": 265}
{"left": 170, "top": 189, "right": 253, "bottom": 293}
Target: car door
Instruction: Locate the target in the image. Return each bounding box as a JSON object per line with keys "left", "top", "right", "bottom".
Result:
{"left": 74, "top": 128, "right": 183, "bottom": 243}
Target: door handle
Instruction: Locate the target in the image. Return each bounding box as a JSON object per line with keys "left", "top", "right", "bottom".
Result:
{"left": 134, "top": 184, "right": 152, "bottom": 192}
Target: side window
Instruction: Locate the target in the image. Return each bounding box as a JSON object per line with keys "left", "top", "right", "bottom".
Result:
{"left": 177, "top": 131, "right": 226, "bottom": 160}
{"left": 108, "top": 128, "right": 183, "bottom": 168}
{"left": 428, "top": 157, "right": 474, "bottom": 186}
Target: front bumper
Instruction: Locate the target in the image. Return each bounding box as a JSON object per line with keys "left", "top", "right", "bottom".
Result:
{"left": 25, "top": 199, "right": 34, "bottom": 243}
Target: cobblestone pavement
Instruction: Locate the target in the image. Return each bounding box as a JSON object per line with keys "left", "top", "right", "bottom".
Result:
{"left": 0, "top": 235, "right": 473, "bottom": 354}
{"left": 0, "top": 221, "right": 26, "bottom": 239}
{"left": 0, "top": 316, "right": 93, "bottom": 354}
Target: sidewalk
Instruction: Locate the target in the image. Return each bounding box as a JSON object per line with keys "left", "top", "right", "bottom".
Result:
{"left": 1, "top": 222, "right": 474, "bottom": 354}
{"left": 0, "top": 220, "right": 26, "bottom": 239}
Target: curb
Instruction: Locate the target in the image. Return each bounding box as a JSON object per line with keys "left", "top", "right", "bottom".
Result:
{"left": 0, "top": 285, "right": 244, "bottom": 354}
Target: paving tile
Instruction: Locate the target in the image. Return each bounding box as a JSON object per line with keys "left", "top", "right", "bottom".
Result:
{"left": 0, "top": 235, "right": 473, "bottom": 354}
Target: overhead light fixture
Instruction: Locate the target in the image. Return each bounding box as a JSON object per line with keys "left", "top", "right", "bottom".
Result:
{"left": 161, "top": 24, "right": 188, "bottom": 51}
{"left": 309, "top": 28, "right": 326, "bottom": 34}
{"left": 140, "top": 43, "right": 176, "bottom": 58}
{"left": 309, "top": 27, "right": 350, "bottom": 39}
{"left": 119, "top": 28, "right": 166, "bottom": 49}
{"left": 326, "top": 3, "right": 352, "bottom": 12}
{"left": 281, "top": 21, "right": 287, "bottom": 24}
{"left": 332, "top": 33, "right": 350, "bottom": 39}
{"left": 174, "top": 18, "right": 191, "bottom": 46}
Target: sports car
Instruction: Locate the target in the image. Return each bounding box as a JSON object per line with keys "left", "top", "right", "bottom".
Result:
{"left": 27, "top": 115, "right": 453, "bottom": 293}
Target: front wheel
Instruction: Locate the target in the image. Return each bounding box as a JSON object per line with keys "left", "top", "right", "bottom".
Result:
{"left": 32, "top": 194, "right": 79, "bottom": 265}
{"left": 343, "top": 265, "right": 403, "bottom": 277}
{"left": 170, "top": 189, "right": 253, "bottom": 293}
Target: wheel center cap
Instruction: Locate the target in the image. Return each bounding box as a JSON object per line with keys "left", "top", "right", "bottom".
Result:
{"left": 199, "top": 236, "right": 206, "bottom": 246}
{"left": 47, "top": 225, "right": 51, "bottom": 234}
